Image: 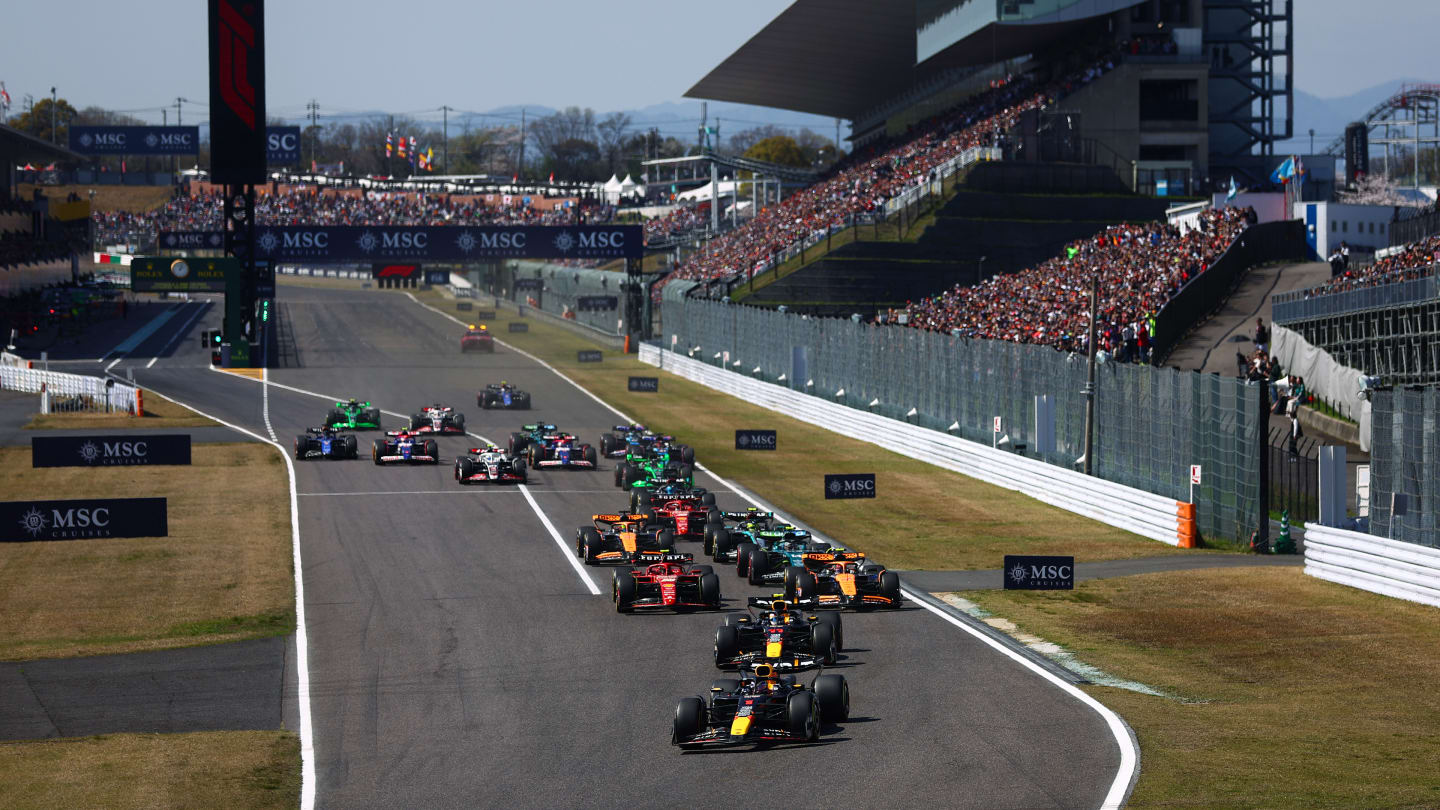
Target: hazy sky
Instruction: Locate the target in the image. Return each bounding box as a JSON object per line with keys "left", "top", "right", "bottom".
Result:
{"left": 2, "top": 0, "right": 1435, "bottom": 126}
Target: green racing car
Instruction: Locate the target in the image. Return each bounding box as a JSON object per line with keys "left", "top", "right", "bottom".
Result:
{"left": 325, "top": 398, "right": 382, "bottom": 430}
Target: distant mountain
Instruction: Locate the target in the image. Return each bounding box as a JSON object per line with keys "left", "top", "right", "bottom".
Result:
{"left": 1275, "top": 78, "right": 1427, "bottom": 154}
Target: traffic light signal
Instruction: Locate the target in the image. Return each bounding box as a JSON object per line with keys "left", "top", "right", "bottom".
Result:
{"left": 200, "top": 328, "right": 223, "bottom": 348}
{"left": 259, "top": 299, "right": 271, "bottom": 323}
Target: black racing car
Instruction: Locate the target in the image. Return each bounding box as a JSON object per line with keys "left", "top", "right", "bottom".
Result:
{"left": 293, "top": 427, "right": 359, "bottom": 460}
{"left": 713, "top": 598, "right": 844, "bottom": 671}
{"left": 478, "top": 382, "right": 531, "bottom": 409}
{"left": 671, "top": 663, "right": 849, "bottom": 748}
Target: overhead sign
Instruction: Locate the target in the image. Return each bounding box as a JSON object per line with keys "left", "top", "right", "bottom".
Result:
{"left": 130, "top": 257, "right": 236, "bottom": 293}
{"left": 424, "top": 269, "right": 449, "bottom": 285}
{"left": 2, "top": 497, "right": 168, "bottom": 542}
{"left": 69, "top": 126, "right": 199, "bottom": 155}
{"left": 267, "top": 126, "right": 301, "bottom": 163}
{"left": 158, "top": 231, "right": 226, "bottom": 251}
{"left": 209, "top": 0, "right": 267, "bottom": 183}
{"left": 576, "top": 295, "right": 619, "bottom": 311}
{"left": 577, "top": 350, "right": 603, "bottom": 363}
{"left": 825, "top": 473, "right": 875, "bottom": 499}
{"left": 372, "top": 263, "right": 419, "bottom": 279}
{"left": 31, "top": 435, "right": 192, "bottom": 468}
{"left": 735, "top": 430, "right": 777, "bottom": 451}
{"left": 1004, "top": 555, "right": 1075, "bottom": 590}
{"left": 628, "top": 376, "right": 659, "bottom": 392}
{"left": 249, "top": 225, "right": 644, "bottom": 261}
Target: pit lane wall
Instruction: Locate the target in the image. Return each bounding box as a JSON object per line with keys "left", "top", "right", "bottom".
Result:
{"left": 639, "top": 343, "right": 1192, "bottom": 546}
{"left": 1304, "top": 524, "right": 1440, "bottom": 609}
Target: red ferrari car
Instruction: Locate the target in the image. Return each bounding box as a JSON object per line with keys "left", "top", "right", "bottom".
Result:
{"left": 645, "top": 495, "right": 719, "bottom": 541}
{"left": 460, "top": 324, "right": 494, "bottom": 353}
{"left": 613, "top": 554, "right": 722, "bottom": 613}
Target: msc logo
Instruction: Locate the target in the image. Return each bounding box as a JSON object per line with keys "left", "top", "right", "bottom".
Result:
{"left": 17, "top": 505, "right": 111, "bottom": 538}
{"left": 381, "top": 232, "right": 428, "bottom": 250}
{"left": 91, "top": 133, "right": 126, "bottom": 146}
{"left": 1003, "top": 555, "right": 1076, "bottom": 590}
{"left": 284, "top": 231, "right": 329, "bottom": 249}
{"left": 77, "top": 440, "right": 150, "bottom": 465}
{"left": 823, "top": 473, "right": 876, "bottom": 499}
{"left": 578, "top": 231, "right": 626, "bottom": 250}
{"left": 480, "top": 232, "right": 527, "bottom": 249}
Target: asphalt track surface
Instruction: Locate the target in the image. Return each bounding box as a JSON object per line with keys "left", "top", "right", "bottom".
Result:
{"left": 116, "top": 284, "right": 1124, "bottom": 810}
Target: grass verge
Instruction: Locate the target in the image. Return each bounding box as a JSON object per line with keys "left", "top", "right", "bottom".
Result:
{"left": 0, "top": 731, "right": 299, "bottom": 810}
{"left": 0, "top": 442, "right": 293, "bottom": 660}
{"left": 24, "top": 389, "right": 219, "bottom": 430}
{"left": 406, "top": 286, "right": 1176, "bottom": 570}
{"left": 963, "top": 568, "right": 1440, "bottom": 810}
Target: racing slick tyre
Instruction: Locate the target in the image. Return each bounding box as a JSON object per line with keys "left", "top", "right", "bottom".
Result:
{"left": 735, "top": 543, "right": 758, "bottom": 578}
{"left": 810, "top": 622, "right": 837, "bottom": 665}
{"left": 879, "top": 571, "right": 902, "bottom": 605}
{"left": 364, "top": 408, "right": 381, "bottom": 427}
{"left": 657, "top": 529, "right": 675, "bottom": 549}
{"left": 423, "top": 440, "right": 439, "bottom": 462}
{"left": 698, "top": 572, "right": 722, "bottom": 608}
{"left": 508, "top": 432, "right": 526, "bottom": 456}
{"left": 600, "top": 434, "right": 617, "bottom": 456}
{"left": 453, "top": 413, "right": 465, "bottom": 432}
{"left": 703, "top": 526, "right": 725, "bottom": 557}
{"left": 325, "top": 410, "right": 344, "bottom": 428}
{"left": 372, "top": 439, "right": 386, "bottom": 465}
{"left": 814, "top": 674, "right": 850, "bottom": 723}
{"left": 456, "top": 457, "right": 475, "bottom": 483}
{"left": 345, "top": 435, "right": 359, "bottom": 458}
{"left": 700, "top": 492, "right": 716, "bottom": 507}
{"left": 527, "top": 445, "right": 541, "bottom": 469}
{"left": 691, "top": 564, "right": 714, "bottom": 577}
{"left": 709, "top": 678, "right": 741, "bottom": 696}
{"left": 721, "top": 613, "right": 746, "bottom": 628}
{"left": 672, "top": 697, "right": 705, "bottom": 745}
{"left": 706, "top": 509, "right": 723, "bottom": 526}
{"left": 578, "top": 527, "right": 603, "bottom": 561}
{"left": 714, "top": 624, "right": 740, "bottom": 667}
{"left": 514, "top": 459, "right": 528, "bottom": 484}
{"left": 584, "top": 445, "right": 598, "bottom": 467}
{"left": 678, "top": 464, "right": 695, "bottom": 483}
{"left": 714, "top": 530, "right": 739, "bottom": 562}
{"left": 680, "top": 445, "right": 696, "bottom": 465}
{"left": 622, "top": 464, "right": 641, "bottom": 488}
{"left": 613, "top": 463, "right": 626, "bottom": 487}
{"left": 786, "top": 691, "right": 820, "bottom": 742}
{"left": 746, "top": 549, "right": 769, "bottom": 586}
{"left": 410, "top": 414, "right": 424, "bottom": 430}
{"left": 793, "top": 570, "right": 818, "bottom": 601}
{"left": 817, "top": 611, "right": 844, "bottom": 651}
{"left": 293, "top": 436, "right": 307, "bottom": 460}
{"left": 630, "top": 487, "right": 652, "bottom": 514}
{"left": 614, "top": 571, "right": 637, "bottom": 613}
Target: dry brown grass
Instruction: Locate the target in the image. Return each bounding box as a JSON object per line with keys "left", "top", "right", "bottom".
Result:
{"left": 407, "top": 288, "right": 1176, "bottom": 570}
{"left": 24, "top": 388, "right": 218, "bottom": 430}
{"left": 19, "top": 184, "right": 175, "bottom": 214}
{"left": 0, "top": 731, "right": 299, "bottom": 810}
{"left": 0, "top": 443, "right": 292, "bottom": 660}
{"left": 966, "top": 568, "right": 1440, "bottom": 809}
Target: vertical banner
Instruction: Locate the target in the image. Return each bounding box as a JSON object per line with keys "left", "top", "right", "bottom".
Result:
{"left": 208, "top": 0, "right": 267, "bottom": 184}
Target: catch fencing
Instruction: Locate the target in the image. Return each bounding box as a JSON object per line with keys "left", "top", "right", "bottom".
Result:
{"left": 660, "top": 296, "right": 1262, "bottom": 543}
{"left": 507, "top": 261, "right": 629, "bottom": 336}
{"left": 0, "top": 362, "right": 139, "bottom": 414}
{"left": 1367, "top": 386, "right": 1440, "bottom": 547}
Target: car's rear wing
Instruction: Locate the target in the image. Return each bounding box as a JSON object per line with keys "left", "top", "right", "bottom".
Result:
{"left": 632, "top": 551, "right": 693, "bottom": 563}
{"left": 592, "top": 513, "right": 655, "bottom": 528}
{"left": 802, "top": 551, "right": 865, "bottom": 563}
{"left": 612, "top": 424, "right": 647, "bottom": 432}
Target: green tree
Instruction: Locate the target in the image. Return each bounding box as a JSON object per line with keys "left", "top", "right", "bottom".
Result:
{"left": 743, "top": 135, "right": 808, "bottom": 168}
{"left": 12, "top": 97, "right": 80, "bottom": 145}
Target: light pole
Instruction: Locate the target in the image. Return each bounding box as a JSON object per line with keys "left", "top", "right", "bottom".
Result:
{"left": 1082, "top": 269, "right": 1099, "bottom": 476}
{"left": 1309, "top": 128, "right": 1315, "bottom": 155}
{"left": 50, "top": 87, "right": 57, "bottom": 143}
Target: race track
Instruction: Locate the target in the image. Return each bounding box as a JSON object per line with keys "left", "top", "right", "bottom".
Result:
{"left": 118, "top": 284, "right": 1127, "bottom": 810}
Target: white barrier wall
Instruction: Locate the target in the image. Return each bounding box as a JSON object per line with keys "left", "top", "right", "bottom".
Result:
{"left": 0, "top": 364, "right": 139, "bottom": 414}
{"left": 641, "top": 344, "right": 1186, "bottom": 546}
{"left": 1304, "top": 525, "right": 1440, "bottom": 609}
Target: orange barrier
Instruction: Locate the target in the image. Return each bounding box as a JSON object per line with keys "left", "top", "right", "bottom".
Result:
{"left": 1176, "top": 501, "right": 1198, "bottom": 548}
{"left": 135, "top": 389, "right": 144, "bottom": 417}
{"left": 624, "top": 335, "right": 632, "bottom": 354}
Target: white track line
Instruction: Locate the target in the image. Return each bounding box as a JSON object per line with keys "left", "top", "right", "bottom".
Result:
{"left": 210, "top": 366, "right": 602, "bottom": 596}
{"left": 146, "top": 300, "right": 210, "bottom": 369}
{"left": 105, "top": 376, "right": 316, "bottom": 810}
{"left": 403, "top": 291, "right": 1139, "bottom": 810}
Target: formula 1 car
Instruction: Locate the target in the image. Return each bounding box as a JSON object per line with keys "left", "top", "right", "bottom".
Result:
{"left": 507, "top": 423, "right": 559, "bottom": 457}
{"left": 371, "top": 430, "right": 439, "bottom": 465}
{"left": 671, "top": 663, "right": 849, "bottom": 748}
{"left": 528, "top": 432, "right": 599, "bottom": 469}
{"left": 576, "top": 513, "right": 674, "bottom": 566}
{"left": 325, "top": 398, "right": 382, "bottom": 430}
{"left": 478, "top": 381, "right": 531, "bottom": 410}
{"left": 454, "top": 445, "right": 527, "bottom": 484}
{"left": 703, "top": 509, "right": 778, "bottom": 560}
{"left": 460, "top": 324, "right": 495, "bottom": 353}
{"left": 787, "top": 553, "right": 903, "bottom": 609}
{"left": 631, "top": 487, "right": 718, "bottom": 540}
{"left": 616, "top": 457, "right": 694, "bottom": 490}
{"left": 612, "top": 553, "right": 722, "bottom": 613}
{"left": 734, "top": 526, "right": 834, "bottom": 587}
{"left": 293, "top": 427, "right": 359, "bottom": 460}
{"left": 599, "top": 424, "right": 651, "bottom": 458}
{"left": 713, "top": 598, "right": 844, "bottom": 671}
{"left": 409, "top": 404, "right": 467, "bottom": 434}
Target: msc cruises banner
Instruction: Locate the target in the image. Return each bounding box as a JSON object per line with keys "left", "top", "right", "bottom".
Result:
{"left": 69, "top": 126, "right": 200, "bottom": 155}
{"left": 249, "top": 225, "right": 643, "bottom": 261}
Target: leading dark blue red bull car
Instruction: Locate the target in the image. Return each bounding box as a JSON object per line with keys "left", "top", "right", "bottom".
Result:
{"left": 671, "top": 663, "right": 849, "bottom": 748}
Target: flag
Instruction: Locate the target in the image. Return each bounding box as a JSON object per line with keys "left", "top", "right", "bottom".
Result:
{"left": 1294, "top": 156, "right": 1307, "bottom": 187}
{"left": 397, "top": 136, "right": 406, "bottom": 158}
{"left": 548, "top": 171, "right": 554, "bottom": 184}
{"left": 311, "top": 160, "right": 317, "bottom": 173}
{"left": 418, "top": 151, "right": 428, "bottom": 171}
{"left": 426, "top": 147, "right": 434, "bottom": 170}
{"left": 1269, "top": 156, "right": 1295, "bottom": 185}
{"left": 0, "top": 82, "right": 10, "bottom": 114}
{"left": 512, "top": 173, "right": 518, "bottom": 183}
{"left": 386, "top": 132, "right": 393, "bottom": 158}
{"left": 1226, "top": 176, "right": 1238, "bottom": 202}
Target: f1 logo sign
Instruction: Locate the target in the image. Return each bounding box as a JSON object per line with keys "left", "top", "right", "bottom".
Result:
{"left": 216, "top": 0, "right": 258, "bottom": 129}
{"left": 374, "top": 264, "right": 418, "bottom": 278}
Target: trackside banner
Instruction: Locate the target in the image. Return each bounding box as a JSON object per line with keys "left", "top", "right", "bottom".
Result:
{"left": 735, "top": 430, "right": 777, "bottom": 450}
{"left": 2, "top": 498, "right": 168, "bottom": 542}
{"left": 31, "top": 435, "right": 192, "bottom": 468}
{"left": 824, "top": 473, "right": 875, "bottom": 499}
{"left": 1003, "top": 555, "right": 1075, "bottom": 590}
{"left": 248, "top": 225, "right": 643, "bottom": 261}
{"left": 69, "top": 126, "right": 199, "bottom": 155}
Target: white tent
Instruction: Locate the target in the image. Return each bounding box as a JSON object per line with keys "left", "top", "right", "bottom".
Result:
{"left": 676, "top": 180, "right": 740, "bottom": 203}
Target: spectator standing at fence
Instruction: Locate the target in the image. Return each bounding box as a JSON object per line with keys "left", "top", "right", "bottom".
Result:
{"left": 1286, "top": 395, "right": 1302, "bottom": 458}
{"left": 1253, "top": 318, "right": 1269, "bottom": 353}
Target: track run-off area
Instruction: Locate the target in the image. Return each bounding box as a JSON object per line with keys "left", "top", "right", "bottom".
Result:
{"left": 112, "top": 283, "right": 1134, "bottom": 810}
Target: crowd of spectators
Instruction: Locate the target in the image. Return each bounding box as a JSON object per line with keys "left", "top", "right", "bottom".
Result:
{"left": 92, "top": 189, "right": 615, "bottom": 247}
{"left": 650, "top": 46, "right": 1127, "bottom": 300}
{"left": 882, "top": 207, "right": 1252, "bottom": 360}
{"left": 1299, "top": 233, "right": 1440, "bottom": 296}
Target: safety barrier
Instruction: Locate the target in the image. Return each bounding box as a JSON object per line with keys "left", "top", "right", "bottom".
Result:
{"left": 641, "top": 343, "right": 1190, "bottom": 546}
{"left": 1304, "top": 524, "right": 1440, "bottom": 609}
{"left": 0, "top": 364, "right": 139, "bottom": 414}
